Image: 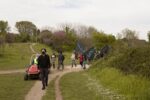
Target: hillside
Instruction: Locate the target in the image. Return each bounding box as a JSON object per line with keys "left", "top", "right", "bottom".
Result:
{"left": 0, "top": 43, "right": 52, "bottom": 70}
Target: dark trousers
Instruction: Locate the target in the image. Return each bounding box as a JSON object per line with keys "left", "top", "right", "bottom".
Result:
{"left": 80, "top": 61, "right": 83, "bottom": 67}
{"left": 58, "top": 61, "right": 64, "bottom": 70}
{"left": 40, "top": 68, "right": 49, "bottom": 88}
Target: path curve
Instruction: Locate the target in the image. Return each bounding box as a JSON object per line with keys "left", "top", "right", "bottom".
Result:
{"left": 25, "top": 65, "right": 88, "bottom": 100}
{"left": 55, "top": 66, "right": 84, "bottom": 100}
{"left": 0, "top": 69, "right": 25, "bottom": 74}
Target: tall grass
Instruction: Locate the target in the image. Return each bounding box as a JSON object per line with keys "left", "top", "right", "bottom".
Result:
{"left": 60, "top": 72, "right": 103, "bottom": 100}
{"left": 89, "top": 66, "right": 150, "bottom": 100}
{"left": 0, "top": 43, "right": 32, "bottom": 70}
{"left": 42, "top": 79, "right": 55, "bottom": 100}
{"left": 0, "top": 74, "right": 34, "bottom": 100}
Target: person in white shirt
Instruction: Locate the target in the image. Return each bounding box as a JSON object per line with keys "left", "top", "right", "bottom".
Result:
{"left": 51, "top": 53, "right": 56, "bottom": 69}
{"left": 71, "top": 52, "right": 76, "bottom": 67}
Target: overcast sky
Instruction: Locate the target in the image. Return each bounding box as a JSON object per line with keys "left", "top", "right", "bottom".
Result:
{"left": 0, "top": 0, "right": 150, "bottom": 40}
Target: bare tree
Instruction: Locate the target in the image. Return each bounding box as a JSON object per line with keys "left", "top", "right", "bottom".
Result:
{"left": 122, "top": 28, "right": 139, "bottom": 40}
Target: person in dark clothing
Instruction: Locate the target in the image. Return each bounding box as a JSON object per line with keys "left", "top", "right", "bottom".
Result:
{"left": 37, "top": 48, "right": 51, "bottom": 90}
{"left": 83, "top": 53, "right": 87, "bottom": 69}
{"left": 57, "top": 51, "right": 65, "bottom": 70}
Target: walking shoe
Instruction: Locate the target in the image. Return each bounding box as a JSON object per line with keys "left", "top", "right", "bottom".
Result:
{"left": 42, "top": 87, "right": 45, "bottom": 90}
{"left": 46, "top": 83, "right": 48, "bottom": 86}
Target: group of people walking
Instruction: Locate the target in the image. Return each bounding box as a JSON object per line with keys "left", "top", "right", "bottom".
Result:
{"left": 34, "top": 48, "right": 87, "bottom": 90}
{"left": 71, "top": 51, "right": 87, "bottom": 69}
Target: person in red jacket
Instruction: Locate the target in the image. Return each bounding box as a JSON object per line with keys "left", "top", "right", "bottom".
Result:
{"left": 79, "top": 53, "right": 84, "bottom": 67}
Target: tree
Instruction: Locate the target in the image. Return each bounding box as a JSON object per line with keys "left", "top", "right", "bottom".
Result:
{"left": 0, "top": 35, "right": 5, "bottom": 55}
{"left": 74, "top": 25, "right": 88, "bottom": 37}
{"left": 0, "top": 20, "right": 9, "bottom": 36}
{"left": 147, "top": 31, "right": 150, "bottom": 43}
{"left": 92, "top": 31, "right": 116, "bottom": 49}
{"left": 5, "top": 33, "right": 15, "bottom": 43}
{"left": 38, "top": 30, "right": 52, "bottom": 45}
{"left": 87, "top": 26, "right": 98, "bottom": 36}
{"left": 121, "top": 28, "right": 138, "bottom": 40}
{"left": 15, "top": 21, "right": 37, "bottom": 42}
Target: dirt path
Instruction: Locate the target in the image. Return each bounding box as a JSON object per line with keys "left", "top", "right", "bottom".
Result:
{"left": 30, "top": 43, "right": 36, "bottom": 53}
{"left": 0, "top": 69, "right": 25, "bottom": 74}
{"left": 25, "top": 65, "right": 88, "bottom": 100}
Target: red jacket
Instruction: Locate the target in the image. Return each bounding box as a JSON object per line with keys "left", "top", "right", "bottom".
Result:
{"left": 79, "top": 54, "right": 84, "bottom": 62}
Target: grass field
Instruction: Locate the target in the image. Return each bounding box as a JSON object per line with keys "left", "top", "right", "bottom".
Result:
{"left": 60, "top": 72, "right": 103, "bottom": 100}
{"left": 0, "top": 43, "right": 32, "bottom": 70}
{"left": 89, "top": 67, "right": 150, "bottom": 100}
{"left": 0, "top": 74, "right": 34, "bottom": 100}
{"left": 42, "top": 78, "right": 56, "bottom": 100}
{"left": 0, "top": 43, "right": 72, "bottom": 70}
{"left": 33, "top": 43, "right": 72, "bottom": 65}
{"left": 33, "top": 43, "right": 53, "bottom": 55}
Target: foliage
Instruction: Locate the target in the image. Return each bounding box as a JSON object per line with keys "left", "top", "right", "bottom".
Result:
{"left": 38, "top": 30, "right": 52, "bottom": 45}
{"left": 0, "top": 20, "right": 9, "bottom": 36}
{"left": 5, "top": 33, "right": 16, "bottom": 43}
{"left": 121, "top": 28, "right": 138, "bottom": 40}
{"left": 15, "top": 21, "right": 37, "bottom": 42}
{"left": 111, "top": 46, "right": 150, "bottom": 77}
{"left": 92, "top": 31, "right": 116, "bottom": 49}
{"left": 39, "top": 27, "right": 77, "bottom": 51}
{"left": 147, "top": 31, "right": 150, "bottom": 43}
{"left": 88, "top": 66, "right": 150, "bottom": 100}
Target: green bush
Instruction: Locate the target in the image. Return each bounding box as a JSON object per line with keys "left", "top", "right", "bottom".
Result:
{"left": 111, "top": 46, "right": 150, "bottom": 77}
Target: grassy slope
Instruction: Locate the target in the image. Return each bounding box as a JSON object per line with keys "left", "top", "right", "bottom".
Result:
{"left": 60, "top": 72, "right": 102, "bottom": 100}
{"left": 33, "top": 43, "right": 72, "bottom": 66}
{"left": 88, "top": 62, "right": 150, "bottom": 100}
{"left": 42, "top": 79, "right": 55, "bottom": 100}
{"left": 0, "top": 43, "right": 55, "bottom": 70}
{"left": 0, "top": 43, "right": 32, "bottom": 70}
{"left": 0, "top": 74, "right": 34, "bottom": 100}
{"left": 33, "top": 43, "right": 53, "bottom": 55}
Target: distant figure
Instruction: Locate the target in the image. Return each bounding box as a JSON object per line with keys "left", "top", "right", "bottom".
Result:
{"left": 79, "top": 53, "right": 84, "bottom": 67}
{"left": 51, "top": 53, "right": 56, "bottom": 69}
{"left": 38, "top": 48, "right": 51, "bottom": 90}
{"left": 83, "top": 53, "right": 87, "bottom": 69}
{"left": 71, "top": 52, "right": 76, "bottom": 67}
{"left": 57, "top": 51, "right": 65, "bottom": 70}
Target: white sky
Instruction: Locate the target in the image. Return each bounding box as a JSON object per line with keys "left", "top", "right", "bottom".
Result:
{"left": 0, "top": 0, "right": 150, "bottom": 40}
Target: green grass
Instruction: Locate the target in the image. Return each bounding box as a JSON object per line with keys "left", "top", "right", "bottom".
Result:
{"left": 89, "top": 67, "right": 150, "bottom": 100}
{"left": 42, "top": 78, "right": 56, "bottom": 100}
{"left": 0, "top": 74, "right": 34, "bottom": 100}
{"left": 0, "top": 43, "right": 54, "bottom": 70}
{"left": 0, "top": 43, "right": 32, "bottom": 70}
{"left": 33, "top": 43, "right": 72, "bottom": 66}
{"left": 33, "top": 43, "right": 53, "bottom": 55}
{"left": 0, "top": 42, "right": 72, "bottom": 70}
{"left": 60, "top": 72, "right": 102, "bottom": 100}
{"left": 63, "top": 51, "right": 72, "bottom": 65}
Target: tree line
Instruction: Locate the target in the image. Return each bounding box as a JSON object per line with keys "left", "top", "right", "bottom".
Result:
{"left": 0, "top": 20, "right": 149, "bottom": 52}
